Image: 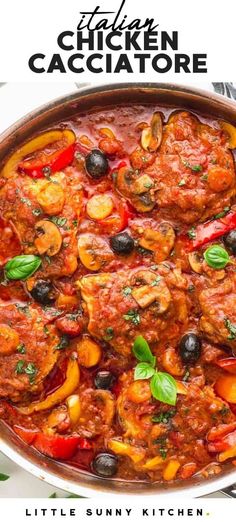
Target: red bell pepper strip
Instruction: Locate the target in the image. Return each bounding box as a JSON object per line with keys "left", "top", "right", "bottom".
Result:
{"left": 17, "top": 130, "right": 76, "bottom": 179}
{"left": 216, "top": 358, "right": 236, "bottom": 374}
{"left": 34, "top": 433, "right": 91, "bottom": 459}
{"left": 208, "top": 429, "right": 236, "bottom": 453}
{"left": 14, "top": 426, "right": 91, "bottom": 460}
{"left": 14, "top": 426, "right": 38, "bottom": 445}
{"left": 187, "top": 211, "right": 236, "bottom": 251}
{"left": 207, "top": 422, "right": 236, "bottom": 442}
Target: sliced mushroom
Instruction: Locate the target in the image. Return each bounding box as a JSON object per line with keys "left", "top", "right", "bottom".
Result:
{"left": 92, "top": 390, "right": 115, "bottom": 425}
{"left": 131, "top": 270, "right": 171, "bottom": 312}
{"left": 34, "top": 220, "right": 62, "bottom": 256}
{"left": 115, "top": 166, "right": 133, "bottom": 197}
{"left": 188, "top": 251, "right": 203, "bottom": 274}
{"left": 77, "top": 233, "right": 113, "bottom": 271}
{"left": 141, "top": 112, "right": 163, "bottom": 152}
{"left": 132, "top": 174, "right": 154, "bottom": 195}
{"left": 139, "top": 223, "right": 175, "bottom": 263}
{"left": 133, "top": 192, "right": 156, "bottom": 213}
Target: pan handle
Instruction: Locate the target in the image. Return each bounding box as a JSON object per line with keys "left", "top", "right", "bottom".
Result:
{"left": 220, "top": 483, "right": 236, "bottom": 498}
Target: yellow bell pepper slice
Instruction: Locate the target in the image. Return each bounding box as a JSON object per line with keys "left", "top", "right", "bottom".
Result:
{"left": 2, "top": 129, "right": 75, "bottom": 179}
{"left": 19, "top": 358, "right": 80, "bottom": 415}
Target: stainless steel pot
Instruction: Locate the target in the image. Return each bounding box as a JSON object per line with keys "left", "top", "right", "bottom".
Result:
{"left": 0, "top": 82, "right": 236, "bottom": 498}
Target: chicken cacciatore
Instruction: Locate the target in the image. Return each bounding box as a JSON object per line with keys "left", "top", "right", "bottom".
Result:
{"left": 0, "top": 105, "right": 236, "bottom": 485}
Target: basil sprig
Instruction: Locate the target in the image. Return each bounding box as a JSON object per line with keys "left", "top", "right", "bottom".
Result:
{"left": 203, "top": 245, "right": 230, "bottom": 270}
{"left": 5, "top": 255, "right": 42, "bottom": 280}
{"left": 132, "top": 336, "right": 177, "bottom": 406}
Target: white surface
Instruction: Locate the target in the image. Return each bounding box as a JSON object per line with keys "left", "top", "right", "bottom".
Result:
{"left": 0, "top": 81, "right": 229, "bottom": 498}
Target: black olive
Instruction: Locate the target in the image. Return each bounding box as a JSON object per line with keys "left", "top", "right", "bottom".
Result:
{"left": 94, "top": 370, "right": 115, "bottom": 390}
{"left": 30, "top": 279, "right": 54, "bottom": 305}
{"left": 179, "top": 333, "right": 202, "bottom": 363}
{"left": 85, "top": 149, "right": 109, "bottom": 179}
{"left": 110, "top": 232, "right": 134, "bottom": 255}
{"left": 223, "top": 230, "right": 236, "bottom": 255}
{"left": 92, "top": 452, "right": 118, "bottom": 477}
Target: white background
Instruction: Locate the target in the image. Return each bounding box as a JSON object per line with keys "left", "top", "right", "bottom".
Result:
{"left": 0, "top": 0, "right": 235, "bottom": 81}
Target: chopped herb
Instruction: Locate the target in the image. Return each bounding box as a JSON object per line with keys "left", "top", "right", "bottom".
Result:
{"left": 43, "top": 306, "right": 61, "bottom": 316}
{"left": 214, "top": 206, "right": 231, "bottom": 219}
{"left": 137, "top": 246, "right": 151, "bottom": 257}
{"left": 43, "top": 325, "right": 50, "bottom": 336}
{"left": 144, "top": 181, "right": 153, "bottom": 189}
{"left": 72, "top": 219, "right": 78, "bottom": 227}
{"left": 152, "top": 409, "right": 176, "bottom": 424}
{"left": 25, "top": 362, "right": 38, "bottom": 384}
{"left": 211, "top": 159, "right": 217, "bottom": 165}
{"left": 20, "top": 197, "right": 32, "bottom": 207}
{"left": 67, "top": 311, "right": 81, "bottom": 321}
{"left": 15, "top": 360, "right": 25, "bottom": 374}
{"left": 187, "top": 227, "right": 196, "bottom": 240}
{"left": 191, "top": 164, "right": 202, "bottom": 172}
{"left": 0, "top": 473, "right": 10, "bottom": 481}
{"left": 182, "top": 160, "right": 202, "bottom": 172}
{"left": 55, "top": 334, "right": 70, "bottom": 350}
{"left": 32, "top": 208, "right": 42, "bottom": 216}
{"left": 183, "top": 369, "right": 190, "bottom": 382}
{"left": 123, "top": 286, "right": 132, "bottom": 296}
{"left": 15, "top": 303, "right": 31, "bottom": 317}
{"left": 49, "top": 492, "right": 57, "bottom": 498}
{"left": 219, "top": 406, "right": 230, "bottom": 416}
{"left": 104, "top": 326, "right": 114, "bottom": 341}
{"left": 178, "top": 179, "right": 186, "bottom": 187}
{"left": 159, "top": 448, "right": 167, "bottom": 460}
{"left": 187, "top": 284, "right": 195, "bottom": 293}
{"left": 50, "top": 216, "right": 68, "bottom": 229}
{"left": 42, "top": 166, "right": 53, "bottom": 180}
{"left": 112, "top": 171, "right": 118, "bottom": 182}
{"left": 17, "top": 343, "right": 26, "bottom": 354}
{"left": 123, "top": 309, "right": 141, "bottom": 326}
{"left": 150, "top": 276, "right": 161, "bottom": 287}
{"left": 224, "top": 317, "right": 236, "bottom": 340}
{"left": 201, "top": 174, "right": 208, "bottom": 181}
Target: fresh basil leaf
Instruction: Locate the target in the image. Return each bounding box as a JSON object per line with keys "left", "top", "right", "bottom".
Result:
{"left": 132, "top": 336, "right": 155, "bottom": 365}
{"left": 203, "top": 245, "right": 230, "bottom": 270}
{"left": 150, "top": 372, "right": 177, "bottom": 406}
{"left": 0, "top": 473, "right": 10, "bottom": 481}
{"left": 5, "top": 255, "right": 42, "bottom": 280}
{"left": 55, "top": 334, "right": 70, "bottom": 351}
{"left": 134, "top": 362, "right": 155, "bottom": 381}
